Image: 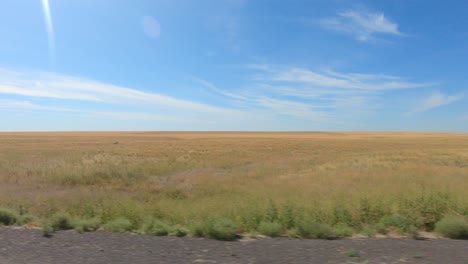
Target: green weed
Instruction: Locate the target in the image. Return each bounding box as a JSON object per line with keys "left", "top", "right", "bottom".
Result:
{"left": 50, "top": 212, "right": 75, "bottom": 231}
{"left": 335, "top": 224, "right": 354, "bottom": 237}
{"left": 258, "top": 221, "right": 283, "bottom": 237}
{"left": 141, "top": 217, "right": 171, "bottom": 236}
{"left": 74, "top": 217, "right": 101, "bottom": 233}
{"left": 435, "top": 216, "right": 468, "bottom": 239}
{"left": 204, "top": 218, "right": 239, "bottom": 241}
{"left": 296, "top": 220, "right": 335, "bottom": 239}
{"left": 103, "top": 217, "right": 133, "bottom": 232}
{"left": 0, "top": 208, "right": 19, "bottom": 226}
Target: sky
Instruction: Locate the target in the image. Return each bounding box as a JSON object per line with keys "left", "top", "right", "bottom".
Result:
{"left": 0, "top": 0, "right": 467, "bottom": 131}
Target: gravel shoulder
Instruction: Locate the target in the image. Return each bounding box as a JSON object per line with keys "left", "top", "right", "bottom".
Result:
{"left": 1, "top": 228, "right": 467, "bottom": 264}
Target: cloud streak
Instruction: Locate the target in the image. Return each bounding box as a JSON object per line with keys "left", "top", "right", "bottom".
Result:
{"left": 0, "top": 69, "right": 240, "bottom": 115}
{"left": 247, "top": 65, "right": 440, "bottom": 116}
{"left": 193, "top": 63, "right": 436, "bottom": 124}
{"left": 193, "top": 76, "right": 329, "bottom": 122}
{"left": 250, "top": 64, "right": 429, "bottom": 91}
{"left": 0, "top": 99, "right": 213, "bottom": 127}
{"left": 0, "top": 99, "right": 73, "bottom": 112}
{"left": 0, "top": 65, "right": 446, "bottom": 131}
{"left": 320, "top": 10, "right": 402, "bottom": 42}
{"left": 410, "top": 92, "right": 463, "bottom": 113}
{"left": 194, "top": 63, "right": 431, "bottom": 122}
{"left": 0, "top": 68, "right": 288, "bottom": 131}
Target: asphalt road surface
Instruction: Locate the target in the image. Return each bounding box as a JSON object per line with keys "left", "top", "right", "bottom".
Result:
{"left": 1, "top": 228, "right": 467, "bottom": 264}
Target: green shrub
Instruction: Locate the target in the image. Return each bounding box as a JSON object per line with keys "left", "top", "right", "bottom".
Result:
{"left": 50, "top": 212, "right": 75, "bottom": 231}
{"left": 258, "top": 221, "right": 282, "bottom": 237}
{"left": 380, "top": 214, "right": 413, "bottom": 233}
{"left": 335, "top": 224, "right": 354, "bottom": 237}
{"left": 435, "top": 216, "right": 468, "bottom": 239}
{"left": 74, "top": 218, "right": 101, "bottom": 233}
{"left": 279, "top": 204, "right": 295, "bottom": 229}
{"left": 170, "top": 225, "right": 188, "bottom": 237}
{"left": 41, "top": 221, "right": 53, "bottom": 237}
{"left": 360, "top": 225, "right": 376, "bottom": 237}
{"left": 265, "top": 200, "right": 279, "bottom": 222}
{"left": 103, "top": 217, "right": 133, "bottom": 232}
{"left": 0, "top": 208, "right": 19, "bottom": 225}
{"left": 286, "top": 228, "right": 300, "bottom": 238}
{"left": 188, "top": 223, "right": 205, "bottom": 237}
{"left": 345, "top": 248, "right": 359, "bottom": 258}
{"left": 297, "top": 221, "right": 335, "bottom": 239}
{"left": 374, "top": 223, "right": 388, "bottom": 235}
{"left": 406, "top": 225, "right": 419, "bottom": 238}
{"left": 205, "top": 218, "right": 238, "bottom": 241}
{"left": 17, "top": 214, "right": 35, "bottom": 225}
{"left": 333, "top": 207, "right": 352, "bottom": 226}
{"left": 141, "top": 217, "right": 171, "bottom": 236}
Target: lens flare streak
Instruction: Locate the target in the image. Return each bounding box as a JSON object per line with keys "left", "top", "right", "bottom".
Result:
{"left": 41, "top": 0, "right": 55, "bottom": 67}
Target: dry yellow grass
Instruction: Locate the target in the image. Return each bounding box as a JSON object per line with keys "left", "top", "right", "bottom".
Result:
{"left": 1, "top": 132, "right": 467, "bottom": 233}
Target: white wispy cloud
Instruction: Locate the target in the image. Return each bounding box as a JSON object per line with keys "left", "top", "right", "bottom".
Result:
{"left": 254, "top": 83, "right": 368, "bottom": 98}
{"left": 0, "top": 68, "right": 289, "bottom": 131}
{"left": 0, "top": 69, "right": 240, "bottom": 115}
{"left": 193, "top": 76, "right": 329, "bottom": 122}
{"left": 410, "top": 92, "right": 464, "bottom": 113}
{"left": 250, "top": 64, "right": 429, "bottom": 91}
{"left": 320, "top": 10, "right": 402, "bottom": 42}
{"left": 0, "top": 65, "right": 443, "bottom": 131}
{"left": 191, "top": 76, "right": 248, "bottom": 100}
{"left": 0, "top": 99, "right": 73, "bottom": 112}
{"left": 195, "top": 64, "right": 433, "bottom": 122}
{"left": 254, "top": 97, "right": 329, "bottom": 121}
{"left": 247, "top": 64, "right": 436, "bottom": 116}
{"left": 0, "top": 99, "right": 181, "bottom": 122}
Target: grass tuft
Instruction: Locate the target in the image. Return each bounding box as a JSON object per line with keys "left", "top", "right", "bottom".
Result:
{"left": 374, "top": 223, "right": 388, "bottom": 235}
{"left": 41, "top": 221, "right": 53, "bottom": 237}
{"left": 74, "top": 217, "right": 101, "bottom": 233}
{"left": 380, "top": 214, "right": 414, "bottom": 234}
{"left": 360, "top": 225, "right": 376, "bottom": 237}
{"left": 141, "top": 217, "right": 171, "bottom": 236}
{"left": 0, "top": 208, "right": 19, "bottom": 226}
{"left": 296, "top": 220, "right": 335, "bottom": 239}
{"left": 103, "top": 217, "right": 133, "bottom": 232}
{"left": 286, "top": 228, "right": 300, "bottom": 238}
{"left": 50, "top": 212, "right": 75, "bottom": 231}
{"left": 17, "top": 214, "right": 35, "bottom": 225}
{"left": 258, "top": 221, "right": 283, "bottom": 237}
{"left": 345, "top": 248, "right": 360, "bottom": 258}
{"left": 188, "top": 223, "right": 205, "bottom": 237}
{"left": 335, "top": 224, "right": 354, "bottom": 237}
{"left": 204, "top": 218, "right": 239, "bottom": 241}
{"left": 435, "top": 216, "right": 468, "bottom": 239}
{"left": 170, "top": 225, "right": 188, "bottom": 237}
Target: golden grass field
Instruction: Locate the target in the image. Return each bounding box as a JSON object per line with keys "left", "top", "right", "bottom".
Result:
{"left": 1, "top": 132, "right": 467, "bottom": 236}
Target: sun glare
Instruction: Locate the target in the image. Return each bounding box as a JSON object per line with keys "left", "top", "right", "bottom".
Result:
{"left": 41, "top": 0, "right": 55, "bottom": 67}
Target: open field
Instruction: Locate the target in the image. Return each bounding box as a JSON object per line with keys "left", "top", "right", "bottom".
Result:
{"left": 1, "top": 132, "right": 468, "bottom": 238}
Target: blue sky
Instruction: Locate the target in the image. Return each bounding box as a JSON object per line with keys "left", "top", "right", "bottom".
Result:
{"left": 0, "top": 0, "right": 467, "bottom": 131}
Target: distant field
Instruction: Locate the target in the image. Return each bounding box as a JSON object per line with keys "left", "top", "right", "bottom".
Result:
{"left": 1, "top": 132, "right": 467, "bottom": 238}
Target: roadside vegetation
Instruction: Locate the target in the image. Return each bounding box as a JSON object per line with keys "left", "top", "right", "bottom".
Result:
{"left": 0, "top": 132, "right": 467, "bottom": 240}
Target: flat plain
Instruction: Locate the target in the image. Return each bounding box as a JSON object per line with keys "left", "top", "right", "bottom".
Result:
{"left": 1, "top": 132, "right": 468, "bottom": 237}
